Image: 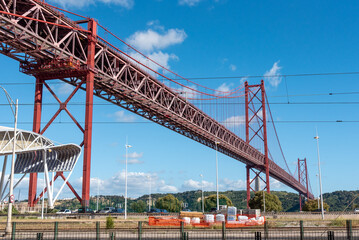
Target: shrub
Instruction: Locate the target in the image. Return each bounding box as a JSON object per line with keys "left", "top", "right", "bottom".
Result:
{"left": 106, "top": 215, "right": 114, "bottom": 229}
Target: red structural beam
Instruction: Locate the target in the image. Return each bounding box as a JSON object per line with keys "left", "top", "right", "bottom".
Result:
{"left": 82, "top": 19, "right": 96, "bottom": 207}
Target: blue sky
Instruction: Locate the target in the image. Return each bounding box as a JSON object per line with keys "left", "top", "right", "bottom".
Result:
{"left": 0, "top": 0, "right": 359, "bottom": 201}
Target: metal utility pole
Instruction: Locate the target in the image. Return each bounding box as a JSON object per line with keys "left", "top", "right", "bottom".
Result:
{"left": 41, "top": 173, "right": 45, "bottom": 219}
{"left": 314, "top": 130, "right": 324, "bottom": 220}
{"left": 96, "top": 178, "right": 99, "bottom": 212}
{"left": 316, "top": 174, "right": 320, "bottom": 209}
{"left": 125, "top": 141, "right": 132, "bottom": 220}
{"left": 0, "top": 86, "right": 18, "bottom": 235}
{"left": 148, "top": 175, "right": 152, "bottom": 212}
{"left": 215, "top": 142, "right": 220, "bottom": 211}
{"left": 200, "top": 174, "right": 204, "bottom": 213}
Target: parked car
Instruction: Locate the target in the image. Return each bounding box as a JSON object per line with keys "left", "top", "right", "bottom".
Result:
{"left": 99, "top": 207, "right": 115, "bottom": 213}
{"left": 56, "top": 209, "right": 72, "bottom": 214}
{"left": 147, "top": 208, "right": 161, "bottom": 213}
{"left": 148, "top": 208, "right": 168, "bottom": 213}
{"left": 354, "top": 208, "right": 359, "bottom": 213}
{"left": 78, "top": 207, "right": 94, "bottom": 213}
{"left": 110, "top": 208, "right": 124, "bottom": 213}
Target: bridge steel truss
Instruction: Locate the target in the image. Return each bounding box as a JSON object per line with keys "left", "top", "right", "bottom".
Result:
{"left": 298, "top": 158, "right": 310, "bottom": 211}
{"left": 0, "top": 0, "right": 313, "bottom": 207}
{"left": 245, "top": 81, "right": 270, "bottom": 208}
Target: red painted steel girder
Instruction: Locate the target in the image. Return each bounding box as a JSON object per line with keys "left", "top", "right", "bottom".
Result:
{"left": 0, "top": 0, "right": 314, "bottom": 199}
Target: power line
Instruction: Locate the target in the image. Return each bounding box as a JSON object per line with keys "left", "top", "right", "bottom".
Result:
{"left": 1, "top": 120, "right": 357, "bottom": 125}
{"left": 172, "top": 71, "right": 359, "bottom": 80}
{"left": 0, "top": 101, "right": 358, "bottom": 107}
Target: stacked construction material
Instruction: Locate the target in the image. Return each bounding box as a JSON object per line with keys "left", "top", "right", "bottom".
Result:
{"left": 180, "top": 211, "right": 203, "bottom": 219}
{"left": 242, "top": 209, "right": 261, "bottom": 218}
{"left": 227, "top": 206, "right": 237, "bottom": 222}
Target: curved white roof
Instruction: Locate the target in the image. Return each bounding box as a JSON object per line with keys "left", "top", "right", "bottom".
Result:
{"left": 0, "top": 126, "right": 81, "bottom": 173}
{"left": 0, "top": 126, "right": 53, "bottom": 155}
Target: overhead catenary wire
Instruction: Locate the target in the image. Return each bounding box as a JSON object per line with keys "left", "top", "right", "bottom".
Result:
{"left": 1, "top": 120, "right": 358, "bottom": 125}
{"left": 266, "top": 93, "right": 292, "bottom": 176}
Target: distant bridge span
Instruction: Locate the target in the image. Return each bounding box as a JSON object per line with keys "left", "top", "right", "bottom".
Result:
{"left": 0, "top": 0, "right": 313, "bottom": 206}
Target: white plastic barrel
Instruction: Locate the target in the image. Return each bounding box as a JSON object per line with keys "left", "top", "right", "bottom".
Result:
{"left": 182, "top": 217, "right": 191, "bottom": 224}
{"left": 216, "top": 214, "right": 225, "bottom": 222}
{"left": 204, "top": 214, "right": 215, "bottom": 223}
{"left": 238, "top": 216, "right": 249, "bottom": 220}
{"left": 191, "top": 217, "right": 200, "bottom": 224}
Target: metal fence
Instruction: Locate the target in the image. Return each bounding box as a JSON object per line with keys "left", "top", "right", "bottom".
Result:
{"left": 2, "top": 220, "right": 358, "bottom": 240}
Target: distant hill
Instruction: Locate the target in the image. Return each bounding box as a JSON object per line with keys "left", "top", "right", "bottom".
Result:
{"left": 53, "top": 190, "right": 359, "bottom": 212}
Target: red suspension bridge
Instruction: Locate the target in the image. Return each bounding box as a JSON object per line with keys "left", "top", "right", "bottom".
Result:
{"left": 0, "top": 0, "right": 313, "bottom": 208}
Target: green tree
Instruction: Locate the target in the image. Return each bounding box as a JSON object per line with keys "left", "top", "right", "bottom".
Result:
{"left": 130, "top": 200, "right": 147, "bottom": 213}
{"left": 155, "top": 194, "right": 181, "bottom": 212}
{"left": 204, "top": 194, "right": 233, "bottom": 212}
{"left": 249, "top": 191, "right": 282, "bottom": 212}
{"left": 302, "top": 199, "right": 330, "bottom": 212}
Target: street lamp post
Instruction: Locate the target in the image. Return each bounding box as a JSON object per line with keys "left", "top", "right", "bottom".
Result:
{"left": 148, "top": 175, "right": 151, "bottom": 212}
{"left": 125, "top": 142, "right": 132, "bottom": 220}
{"left": 316, "top": 174, "right": 320, "bottom": 209}
{"left": 200, "top": 174, "right": 204, "bottom": 213}
{"left": 215, "top": 141, "right": 220, "bottom": 211}
{"left": 96, "top": 178, "right": 100, "bottom": 212}
{"left": 314, "top": 131, "right": 324, "bottom": 220}
{"left": 0, "top": 86, "right": 18, "bottom": 234}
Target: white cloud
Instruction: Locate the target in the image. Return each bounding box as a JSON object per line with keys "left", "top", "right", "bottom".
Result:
{"left": 181, "top": 179, "right": 214, "bottom": 191}
{"left": 159, "top": 184, "right": 178, "bottom": 192}
{"left": 120, "top": 152, "right": 144, "bottom": 164}
{"left": 270, "top": 179, "right": 282, "bottom": 189}
{"left": 229, "top": 64, "right": 237, "bottom": 71}
{"left": 109, "top": 110, "right": 136, "bottom": 122}
{"left": 130, "top": 51, "right": 178, "bottom": 72}
{"left": 49, "top": 0, "right": 134, "bottom": 9}
{"left": 264, "top": 61, "right": 282, "bottom": 87}
{"left": 127, "top": 29, "right": 187, "bottom": 52}
{"left": 127, "top": 152, "right": 143, "bottom": 159}
{"left": 174, "top": 85, "right": 198, "bottom": 99}
{"left": 220, "top": 178, "right": 246, "bottom": 190}
{"left": 57, "top": 83, "right": 74, "bottom": 95}
{"left": 179, "top": 0, "right": 203, "bottom": 6}
{"left": 223, "top": 115, "right": 245, "bottom": 127}
{"left": 126, "top": 159, "right": 144, "bottom": 164}
{"left": 77, "top": 171, "right": 177, "bottom": 197}
{"left": 216, "top": 83, "right": 232, "bottom": 93}
{"left": 239, "top": 77, "right": 248, "bottom": 85}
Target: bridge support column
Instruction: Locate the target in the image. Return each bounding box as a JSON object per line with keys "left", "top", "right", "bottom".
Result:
{"left": 27, "top": 19, "right": 97, "bottom": 208}
{"left": 29, "top": 77, "right": 44, "bottom": 207}
{"left": 246, "top": 166, "right": 250, "bottom": 209}
{"left": 245, "top": 80, "right": 270, "bottom": 208}
{"left": 82, "top": 19, "right": 97, "bottom": 207}
{"left": 298, "top": 158, "right": 309, "bottom": 211}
